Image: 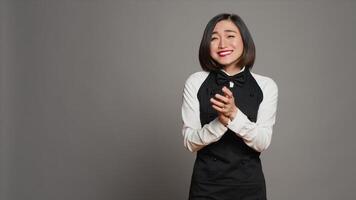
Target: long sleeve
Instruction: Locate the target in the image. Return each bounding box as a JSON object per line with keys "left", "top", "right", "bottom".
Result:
{"left": 227, "top": 75, "right": 278, "bottom": 152}
{"left": 181, "top": 72, "right": 228, "bottom": 153}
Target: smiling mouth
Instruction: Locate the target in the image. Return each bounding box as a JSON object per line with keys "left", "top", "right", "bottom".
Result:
{"left": 218, "top": 50, "right": 233, "bottom": 57}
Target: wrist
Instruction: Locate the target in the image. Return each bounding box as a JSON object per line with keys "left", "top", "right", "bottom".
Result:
{"left": 219, "top": 115, "right": 230, "bottom": 127}
{"left": 230, "top": 107, "right": 238, "bottom": 121}
{"left": 226, "top": 118, "right": 231, "bottom": 127}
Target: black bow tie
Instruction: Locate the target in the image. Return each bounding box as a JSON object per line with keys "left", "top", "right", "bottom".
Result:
{"left": 216, "top": 70, "right": 246, "bottom": 87}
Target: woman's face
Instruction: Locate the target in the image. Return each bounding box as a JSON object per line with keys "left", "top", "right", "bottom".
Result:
{"left": 210, "top": 20, "right": 244, "bottom": 69}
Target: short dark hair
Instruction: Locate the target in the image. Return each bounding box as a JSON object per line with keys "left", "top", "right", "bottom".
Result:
{"left": 199, "top": 13, "right": 256, "bottom": 71}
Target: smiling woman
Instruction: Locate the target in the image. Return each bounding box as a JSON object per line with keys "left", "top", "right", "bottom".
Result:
{"left": 181, "top": 13, "right": 278, "bottom": 200}
{"left": 210, "top": 20, "right": 244, "bottom": 72}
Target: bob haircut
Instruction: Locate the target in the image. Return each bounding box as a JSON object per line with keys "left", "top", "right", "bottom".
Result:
{"left": 199, "top": 13, "right": 256, "bottom": 72}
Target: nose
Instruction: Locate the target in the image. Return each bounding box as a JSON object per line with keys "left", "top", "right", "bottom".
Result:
{"left": 218, "top": 38, "right": 226, "bottom": 49}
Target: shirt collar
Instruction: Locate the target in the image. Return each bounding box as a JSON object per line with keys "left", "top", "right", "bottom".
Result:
{"left": 220, "top": 66, "right": 246, "bottom": 76}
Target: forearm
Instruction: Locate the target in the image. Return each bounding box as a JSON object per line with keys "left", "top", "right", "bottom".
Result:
{"left": 182, "top": 118, "right": 227, "bottom": 152}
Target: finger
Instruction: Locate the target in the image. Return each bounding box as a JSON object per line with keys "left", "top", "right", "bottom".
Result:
{"left": 210, "top": 98, "right": 225, "bottom": 108}
{"left": 212, "top": 104, "right": 230, "bottom": 116}
{"left": 212, "top": 104, "right": 224, "bottom": 113}
{"left": 214, "top": 93, "right": 229, "bottom": 104}
{"left": 222, "top": 86, "right": 234, "bottom": 98}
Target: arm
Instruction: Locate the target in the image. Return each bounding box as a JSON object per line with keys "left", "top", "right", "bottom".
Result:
{"left": 227, "top": 77, "right": 278, "bottom": 152}
{"left": 181, "top": 73, "right": 228, "bottom": 153}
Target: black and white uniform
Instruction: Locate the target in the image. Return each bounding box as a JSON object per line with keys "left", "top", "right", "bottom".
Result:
{"left": 181, "top": 66, "right": 278, "bottom": 200}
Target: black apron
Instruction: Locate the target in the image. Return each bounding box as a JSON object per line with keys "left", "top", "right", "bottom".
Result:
{"left": 188, "top": 68, "right": 266, "bottom": 200}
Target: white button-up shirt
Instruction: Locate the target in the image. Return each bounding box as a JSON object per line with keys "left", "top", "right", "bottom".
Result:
{"left": 181, "top": 68, "right": 278, "bottom": 153}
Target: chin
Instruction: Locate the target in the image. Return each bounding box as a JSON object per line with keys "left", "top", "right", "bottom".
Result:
{"left": 217, "top": 60, "right": 236, "bottom": 66}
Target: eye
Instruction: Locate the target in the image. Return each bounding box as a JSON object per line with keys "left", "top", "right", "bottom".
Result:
{"left": 211, "top": 37, "right": 217, "bottom": 41}
{"left": 227, "top": 35, "right": 235, "bottom": 38}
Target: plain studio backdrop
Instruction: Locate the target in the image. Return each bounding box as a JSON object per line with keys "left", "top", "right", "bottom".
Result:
{"left": 1, "top": 0, "right": 355, "bottom": 199}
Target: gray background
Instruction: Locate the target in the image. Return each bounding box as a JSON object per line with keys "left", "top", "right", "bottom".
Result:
{"left": 1, "top": 0, "right": 356, "bottom": 199}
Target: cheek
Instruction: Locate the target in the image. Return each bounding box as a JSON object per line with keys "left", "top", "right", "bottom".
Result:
{"left": 210, "top": 42, "right": 217, "bottom": 50}
{"left": 210, "top": 43, "right": 217, "bottom": 55}
{"left": 232, "top": 39, "right": 244, "bottom": 49}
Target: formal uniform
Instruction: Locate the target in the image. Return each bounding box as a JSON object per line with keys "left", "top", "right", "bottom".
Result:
{"left": 181, "top": 66, "right": 278, "bottom": 200}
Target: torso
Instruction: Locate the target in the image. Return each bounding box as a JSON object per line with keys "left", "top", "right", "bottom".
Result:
{"left": 188, "top": 68, "right": 268, "bottom": 200}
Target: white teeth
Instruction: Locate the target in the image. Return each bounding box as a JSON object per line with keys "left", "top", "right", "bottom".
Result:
{"left": 218, "top": 51, "right": 232, "bottom": 56}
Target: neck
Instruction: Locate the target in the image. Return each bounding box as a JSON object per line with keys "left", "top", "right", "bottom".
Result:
{"left": 223, "top": 64, "right": 243, "bottom": 76}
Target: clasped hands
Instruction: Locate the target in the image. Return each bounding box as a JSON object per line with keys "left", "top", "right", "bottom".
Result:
{"left": 210, "top": 86, "right": 238, "bottom": 126}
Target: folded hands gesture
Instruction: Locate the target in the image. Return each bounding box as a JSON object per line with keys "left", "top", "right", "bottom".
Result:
{"left": 210, "top": 86, "right": 238, "bottom": 126}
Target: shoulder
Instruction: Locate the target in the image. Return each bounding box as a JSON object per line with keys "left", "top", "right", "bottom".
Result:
{"left": 251, "top": 71, "right": 278, "bottom": 95}
{"left": 184, "top": 71, "right": 210, "bottom": 89}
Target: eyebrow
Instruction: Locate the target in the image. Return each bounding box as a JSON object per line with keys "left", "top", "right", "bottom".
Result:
{"left": 212, "top": 30, "right": 237, "bottom": 35}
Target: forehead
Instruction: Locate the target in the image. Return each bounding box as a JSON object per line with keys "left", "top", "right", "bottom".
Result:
{"left": 212, "top": 20, "right": 240, "bottom": 34}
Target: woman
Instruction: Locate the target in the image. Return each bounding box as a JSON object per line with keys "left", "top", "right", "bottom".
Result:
{"left": 181, "top": 13, "right": 278, "bottom": 200}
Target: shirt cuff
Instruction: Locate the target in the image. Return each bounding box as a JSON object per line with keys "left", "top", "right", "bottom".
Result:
{"left": 227, "top": 109, "right": 250, "bottom": 136}
{"left": 209, "top": 117, "right": 228, "bottom": 137}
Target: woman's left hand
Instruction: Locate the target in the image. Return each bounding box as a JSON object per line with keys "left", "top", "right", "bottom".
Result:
{"left": 210, "top": 86, "right": 238, "bottom": 121}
